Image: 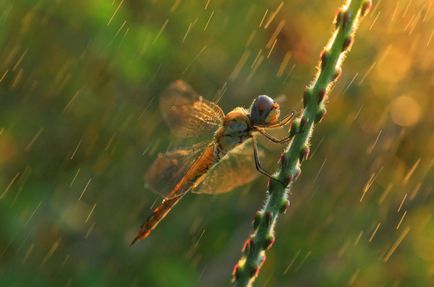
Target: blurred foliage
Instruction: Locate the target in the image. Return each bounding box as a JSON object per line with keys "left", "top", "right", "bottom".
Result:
{"left": 0, "top": 0, "right": 433, "bottom": 286}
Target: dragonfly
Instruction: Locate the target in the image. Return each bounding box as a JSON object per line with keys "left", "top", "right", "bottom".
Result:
{"left": 131, "top": 80, "right": 294, "bottom": 245}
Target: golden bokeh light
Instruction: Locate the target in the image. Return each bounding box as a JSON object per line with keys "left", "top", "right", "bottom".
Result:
{"left": 389, "top": 95, "right": 421, "bottom": 127}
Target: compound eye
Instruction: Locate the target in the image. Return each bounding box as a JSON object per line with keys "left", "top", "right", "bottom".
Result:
{"left": 255, "top": 95, "right": 274, "bottom": 115}
{"left": 250, "top": 95, "right": 279, "bottom": 125}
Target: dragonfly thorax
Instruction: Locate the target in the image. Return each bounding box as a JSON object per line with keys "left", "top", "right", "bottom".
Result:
{"left": 222, "top": 108, "right": 250, "bottom": 136}
{"left": 213, "top": 108, "right": 252, "bottom": 158}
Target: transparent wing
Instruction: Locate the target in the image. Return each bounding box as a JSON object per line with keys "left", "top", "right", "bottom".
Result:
{"left": 144, "top": 144, "right": 206, "bottom": 198}
{"left": 160, "top": 80, "right": 225, "bottom": 138}
{"left": 193, "top": 139, "right": 261, "bottom": 195}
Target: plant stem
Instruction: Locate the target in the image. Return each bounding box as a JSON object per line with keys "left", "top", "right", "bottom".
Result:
{"left": 232, "top": 0, "right": 372, "bottom": 286}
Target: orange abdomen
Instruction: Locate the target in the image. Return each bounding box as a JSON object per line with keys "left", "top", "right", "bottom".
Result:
{"left": 131, "top": 144, "right": 216, "bottom": 244}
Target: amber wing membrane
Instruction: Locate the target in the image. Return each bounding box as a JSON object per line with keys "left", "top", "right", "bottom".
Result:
{"left": 144, "top": 146, "right": 205, "bottom": 198}
{"left": 145, "top": 140, "right": 261, "bottom": 196}
{"left": 193, "top": 139, "right": 260, "bottom": 194}
{"left": 160, "top": 80, "right": 225, "bottom": 138}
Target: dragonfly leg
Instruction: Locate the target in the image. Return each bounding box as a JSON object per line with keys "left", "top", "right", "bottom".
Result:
{"left": 276, "top": 112, "right": 295, "bottom": 126}
{"left": 252, "top": 136, "right": 286, "bottom": 186}
{"left": 256, "top": 128, "right": 292, "bottom": 144}
{"left": 265, "top": 111, "right": 295, "bottom": 128}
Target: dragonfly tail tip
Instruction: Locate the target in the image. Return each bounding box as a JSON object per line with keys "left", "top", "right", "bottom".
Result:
{"left": 130, "top": 236, "right": 139, "bottom": 246}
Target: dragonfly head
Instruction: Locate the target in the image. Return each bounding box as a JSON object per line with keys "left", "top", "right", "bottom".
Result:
{"left": 249, "top": 95, "right": 281, "bottom": 126}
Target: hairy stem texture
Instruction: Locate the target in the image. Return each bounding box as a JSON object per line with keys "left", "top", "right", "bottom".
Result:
{"left": 232, "top": 0, "right": 372, "bottom": 286}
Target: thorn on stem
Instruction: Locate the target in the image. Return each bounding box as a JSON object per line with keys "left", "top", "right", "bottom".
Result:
{"left": 299, "top": 145, "right": 310, "bottom": 162}
{"left": 279, "top": 199, "right": 290, "bottom": 214}
{"left": 332, "top": 68, "right": 342, "bottom": 81}
{"left": 259, "top": 254, "right": 267, "bottom": 269}
{"left": 264, "top": 234, "right": 275, "bottom": 250}
{"left": 335, "top": 9, "right": 343, "bottom": 28}
{"left": 264, "top": 211, "right": 273, "bottom": 227}
{"left": 317, "top": 89, "right": 326, "bottom": 104}
{"left": 289, "top": 119, "right": 300, "bottom": 137}
{"left": 342, "top": 36, "right": 353, "bottom": 52}
{"left": 232, "top": 263, "right": 241, "bottom": 280}
{"left": 299, "top": 117, "right": 307, "bottom": 133}
{"left": 253, "top": 211, "right": 264, "bottom": 230}
{"left": 249, "top": 264, "right": 259, "bottom": 278}
{"left": 320, "top": 50, "right": 330, "bottom": 70}
{"left": 315, "top": 107, "right": 327, "bottom": 123}
{"left": 361, "top": 0, "right": 372, "bottom": 17}
{"left": 242, "top": 239, "right": 253, "bottom": 255}
{"left": 342, "top": 11, "right": 350, "bottom": 30}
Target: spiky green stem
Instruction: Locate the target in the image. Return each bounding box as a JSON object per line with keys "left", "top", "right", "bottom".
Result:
{"left": 232, "top": 0, "right": 372, "bottom": 286}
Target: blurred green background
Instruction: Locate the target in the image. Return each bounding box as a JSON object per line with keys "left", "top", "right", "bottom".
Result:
{"left": 0, "top": 0, "right": 433, "bottom": 286}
